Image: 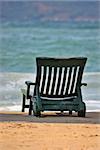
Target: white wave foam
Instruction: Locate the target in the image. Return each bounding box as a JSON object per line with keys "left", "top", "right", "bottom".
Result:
{"left": 0, "top": 72, "right": 100, "bottom": 112}
{"left": 0, "top": 105, "right": 22, "bottom": 112}
{"left": 85, "top": 100, "right": 100, "bottom": 104}
{"left": 86, "top": 109, "right": 100, "bottom": 112}
{"left": 0, "top": 106, "right": 99, "bottom": 112}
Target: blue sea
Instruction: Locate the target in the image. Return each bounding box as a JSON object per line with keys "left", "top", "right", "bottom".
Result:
{"left": 0, "top": 21, "right": 100, "bottom": 112}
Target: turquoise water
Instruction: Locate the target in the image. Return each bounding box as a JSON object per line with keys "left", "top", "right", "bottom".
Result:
{"left": 0, "top": 22, "right": 100, "bottom": 72}
{"left": 0, "top": 22, "right": 100, "bottom": 111}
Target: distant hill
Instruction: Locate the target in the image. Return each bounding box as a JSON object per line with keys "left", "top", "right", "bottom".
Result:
{"left": 0, "top": 1, "right": 100, "bottom": 23}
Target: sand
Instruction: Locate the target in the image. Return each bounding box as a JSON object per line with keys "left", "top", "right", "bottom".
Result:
{"left": 0, "top": 111, "right": 100, "bottom": 150}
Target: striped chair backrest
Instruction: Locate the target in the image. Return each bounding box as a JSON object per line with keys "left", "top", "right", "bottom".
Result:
{"left": 35, "top": 57, "right": 87, "bottom": 98}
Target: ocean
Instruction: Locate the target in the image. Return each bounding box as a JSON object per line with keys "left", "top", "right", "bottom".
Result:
{"left": 0, "top": 21, "right": 100, "bottom": 112}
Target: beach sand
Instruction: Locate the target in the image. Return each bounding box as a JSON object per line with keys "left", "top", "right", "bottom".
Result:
{"left": 0, "top": 111, "right": 100, "bottom": 150}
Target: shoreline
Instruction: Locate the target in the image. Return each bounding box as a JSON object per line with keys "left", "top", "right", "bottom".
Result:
{"left": 0, "top": 111, "right": 100, "bottom": 123}
{"left": 0, "top": 111, "right": 100, "bottom": 150}
{"left": 0, "top": 72, "right": 100, "bottom": 112}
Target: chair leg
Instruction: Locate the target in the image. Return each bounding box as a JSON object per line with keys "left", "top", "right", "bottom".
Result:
{"left": 69, "top": 111, "right": 72, "bottom": 115}
{"left": 22, "top": 94, "right": 25, "bottom": 112}
{"left": 29, "top": 99, "right": 33, "bottom": 115}
{"left": 61, "top": 110, "right": 63, "bottom": 113}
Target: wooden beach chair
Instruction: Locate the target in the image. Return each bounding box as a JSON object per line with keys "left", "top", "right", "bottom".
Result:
{"left": 21, "top": 57, "right": 87, "bottom": 117}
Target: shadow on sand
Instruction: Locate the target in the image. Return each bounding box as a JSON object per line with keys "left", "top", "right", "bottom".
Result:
{"left": 0, "top": 111, "right": 100, "bottom": 124}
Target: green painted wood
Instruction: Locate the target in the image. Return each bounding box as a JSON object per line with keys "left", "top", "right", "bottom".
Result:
{"left": 21, "top": 57, "right": 87, "bottom": 116}
{"left": 70, "top": 67, "right": 77, "bottom": 94}
{"left": 56, "top": 67, "right": 62, "bottom": 95}
{"left": 45, "top": 66, "right": 52, "bottom": 95}
{"left": 65, "top": 67, "right": 72, "bottom": 95}
{"left": 60, "top": 67, "right": 67, "bottom": 95}
{"left": 36, "top": 57, "right": 87, "bottom": 67}
{"left": 50, "top": 67, "right": 57, "bottom": 95}
{"left": 40, "top": 66, "right": 46, "bottom": 94}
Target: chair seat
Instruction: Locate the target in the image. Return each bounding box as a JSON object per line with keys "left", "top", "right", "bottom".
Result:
{"left": 40, "top": 96, "right": 78, "bottom": 105}
{"left": 40, "top": 96, "right": 77, "bottom": 101}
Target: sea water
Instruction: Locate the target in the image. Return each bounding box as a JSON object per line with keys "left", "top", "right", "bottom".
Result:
{"left": 0, "top": 21, "right": 100, "bottom": 112}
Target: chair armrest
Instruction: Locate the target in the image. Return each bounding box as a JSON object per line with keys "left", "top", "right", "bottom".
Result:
{"left": 81, "top": 83, "right": 87, "bottom": 86}
{"left": 25, "top": 81, "right": 36, "bottom": 86}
